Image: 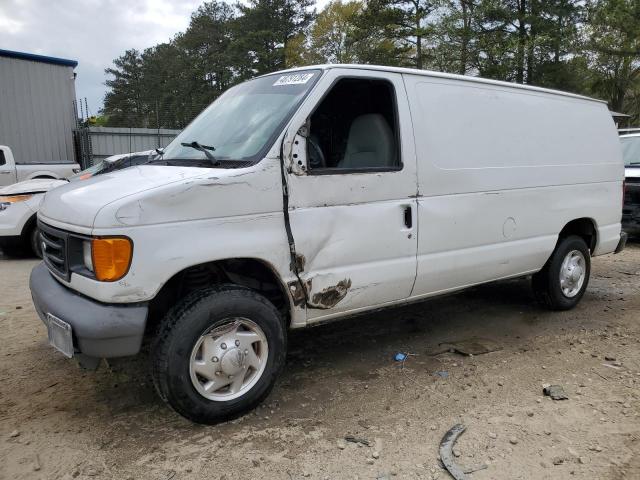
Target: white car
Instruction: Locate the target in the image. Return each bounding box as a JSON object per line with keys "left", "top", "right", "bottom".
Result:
{"left": 29, "top": 65, "right": 625, "bottom": 424}
{"left": 0, "top": 145, "right": 79, "bottom": 187}
{"left": 0, "top": 151, "right": 154, "bottom": 257}
{"left": 0, "top": 178, "right": 66, "bottom": 257}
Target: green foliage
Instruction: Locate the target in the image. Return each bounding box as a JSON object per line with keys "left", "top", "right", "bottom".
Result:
{"left": 102, "top": 0, "right": 640, "bottom": 126}
{"left": 586, "top": 0, "right": 640, "bottom": 120}
{"left": 307, "top": 0, "right": 362, "bottom": 64}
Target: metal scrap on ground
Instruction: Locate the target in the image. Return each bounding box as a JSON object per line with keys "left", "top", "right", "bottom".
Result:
{"left": 439, "top": 424, "right": 469, "bottom": 480}
{"left": 439, "top": 424, "right": 488, "bottom": 479}
{"left": 344, "top": 435, "right": 370, "bottom": 446}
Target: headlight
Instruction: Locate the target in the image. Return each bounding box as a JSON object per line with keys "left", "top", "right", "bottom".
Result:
{"left": 0, "top": 195, "right": 32, "bottom": 211}
{"left": 88, "top": 237, "right": 133, "bottom": 281}
{"left": 82, "top": 241, "right": 94, "bottom": 272}
{"left": 0, "top": 194, "right": 33, "bottom": 204}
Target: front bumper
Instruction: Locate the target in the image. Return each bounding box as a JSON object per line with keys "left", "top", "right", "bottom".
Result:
{"left": 30, "top": 262, "right": 148, "bottom": 359}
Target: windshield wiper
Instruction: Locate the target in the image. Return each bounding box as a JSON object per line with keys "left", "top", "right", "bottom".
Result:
{"left": 181, "top": 141, "right": 219, "bottom": 165}
{"left": 629, "top": 162, "right": 640, "bottom": 165}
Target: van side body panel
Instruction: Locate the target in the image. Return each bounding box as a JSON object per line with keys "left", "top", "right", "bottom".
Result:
{"left": 284, "top": 69, "right": 420, "bottom": 321}
{"left": 402, "top": 74, "right": 623, "bottom": 297}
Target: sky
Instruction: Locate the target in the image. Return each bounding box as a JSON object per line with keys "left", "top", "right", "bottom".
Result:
{"left": 0, "top": 0, "right": 205, "bottom": 116}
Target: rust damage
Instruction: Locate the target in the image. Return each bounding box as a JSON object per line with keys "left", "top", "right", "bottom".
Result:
{"left": 287, "top": 278, "right": 312, "bottom": 307}
{"left": 308, "top": 279, "right": 352, "bottom": 309}
{"left": 287, "top": 277, "right": 352, "bottom": 310}
{"left": 294, "top": 253, "right": 306, "bottom": 272}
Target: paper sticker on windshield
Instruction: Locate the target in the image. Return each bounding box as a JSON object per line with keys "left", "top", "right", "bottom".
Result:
{"left": 273, "top": 73, "right": 315, "bottom": 86}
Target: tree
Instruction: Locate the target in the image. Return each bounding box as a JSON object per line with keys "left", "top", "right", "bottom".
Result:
{"left": 179, "top": 1, "right": 237, "bottom": 97}
{"left": 233, "top": 0, "right": 315, "bottom": 75}
{"left": 103, "top": 50, "right": 146, "bottom": 126}
{"left": 352, "top": 0, "right": 437, "bottom": 68}
{"left": 586, "top": 0, "right": 640, "bottom": 115}
{"left": 100, "top": 0, "right": 640, "bottom": 124}
{"left": 432, "top": 0, "right": 481, "bottom": 75}
{"left": 307, "top": 0, "right": 362, "bottom": 64}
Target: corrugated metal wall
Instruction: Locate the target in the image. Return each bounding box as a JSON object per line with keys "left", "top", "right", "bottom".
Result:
{"left": 0, "top": 57, "right": 77, "bottom": 164}
{"left": 88, "top": 127, "right": 180, "bottom": 164}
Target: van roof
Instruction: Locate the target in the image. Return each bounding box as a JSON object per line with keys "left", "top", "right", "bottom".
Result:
{"left": 269, "top": 64, "right": 607, "bottom": 105}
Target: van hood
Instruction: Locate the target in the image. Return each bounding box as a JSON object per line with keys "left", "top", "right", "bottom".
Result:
{"left": 39, "top": 165, "right": 211, "bottom": 228}
{"left": 0, "top": 178, "right": 67, "bottom": 195}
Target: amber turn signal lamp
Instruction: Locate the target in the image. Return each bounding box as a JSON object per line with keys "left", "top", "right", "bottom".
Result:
{"left": 91, "top": 237, "right": 133, "bottom": 281}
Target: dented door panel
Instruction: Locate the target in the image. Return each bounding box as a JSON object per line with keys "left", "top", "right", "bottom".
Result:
{"left": 284, "top": 69, "right": 419, "bottom": 321}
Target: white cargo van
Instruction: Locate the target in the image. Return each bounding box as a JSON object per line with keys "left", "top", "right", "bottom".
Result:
{"left": 29, "top": 65, "right": 626, "bottom": 424}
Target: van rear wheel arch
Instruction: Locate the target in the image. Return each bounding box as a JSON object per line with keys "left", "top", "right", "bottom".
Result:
{"left": 557, "top": 218, "right": 598, "bottom": 254}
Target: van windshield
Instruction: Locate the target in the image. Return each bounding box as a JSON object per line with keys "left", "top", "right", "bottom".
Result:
{"left": 161, "top": 70, "right": 322, "bottom": 166}
{"left": 621, "top": 136, "right": 640, "bottom": 167}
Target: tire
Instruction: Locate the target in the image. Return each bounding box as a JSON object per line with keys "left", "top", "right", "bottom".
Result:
{"left": 0, "top": 243, "right": 24, "bottom": 257}
{"left": 29, "top": 226, "right": 43, "bottom": 259}
{"left": 151, "top": 285, "right": 286, "bottom": 424}
{"left": 532, "top": 235, "right": 591, "bottom": 310}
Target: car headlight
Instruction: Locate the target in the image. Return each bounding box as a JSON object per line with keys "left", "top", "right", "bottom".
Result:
{"left": 86, "top": 237, "right": 133, "bottom": 281}
{"left": 0, "top": 194, "right": 32, "bottom": 203}
{"left": 0, "top": 194, "right": 32, "bottom": 211}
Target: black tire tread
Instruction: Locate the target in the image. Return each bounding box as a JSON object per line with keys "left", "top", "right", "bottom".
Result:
{"left": 150, "top": 284, "right": 285, "bottom": 423}
{"left": 532, "top": 235, "right": 590, "bottom": 311}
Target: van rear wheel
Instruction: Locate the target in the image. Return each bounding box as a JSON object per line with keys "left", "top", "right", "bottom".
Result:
{"left": 151, "top": 285, "right": 286, "bottom": 424}
{"left": 532, "top": 235, "right": 591, "bottom": 310}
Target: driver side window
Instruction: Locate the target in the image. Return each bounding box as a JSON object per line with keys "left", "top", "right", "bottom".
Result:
{"left": 307, "top": 78, "right": 400, "bottom": 173}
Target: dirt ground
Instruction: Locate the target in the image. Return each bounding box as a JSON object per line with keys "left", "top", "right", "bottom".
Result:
{"left": 1, "top": 243, "right": 639, "bottom": 480}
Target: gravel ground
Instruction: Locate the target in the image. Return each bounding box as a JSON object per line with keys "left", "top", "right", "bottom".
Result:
{"left": 1, "top": 243, "right": 639, "bottom": 480}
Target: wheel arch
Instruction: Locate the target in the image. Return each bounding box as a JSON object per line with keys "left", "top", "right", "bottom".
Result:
{"left": 26, "top": 172, "right": 59, "bottom": 180}
{"left": 557, "top": 217, "right": 598, "bottom": 254}
{"left": 20, "top": 212, "right": 38, "bottom": 239}
{"left": 147, "top": 257, "right": 294, "bottom": 334}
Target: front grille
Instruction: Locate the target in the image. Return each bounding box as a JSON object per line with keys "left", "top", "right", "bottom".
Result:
{"left": 38, "top": 222, "right": 70, "bottom": 280}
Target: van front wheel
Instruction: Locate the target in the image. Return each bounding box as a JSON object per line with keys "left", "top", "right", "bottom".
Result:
{"left": 532, "top": 235, "right": 591, "bottom": 310}
{"left": 151, "top": 285, "right": 286, "bottom": 424}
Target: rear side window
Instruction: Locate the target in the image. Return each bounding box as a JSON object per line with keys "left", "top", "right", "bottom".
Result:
{"left": 0, "top": 150, "right": 5, "bottom": 166}
{"left": 621, "top": 136, "right": 640, "bottom": 167}
{"left": 307, "top": 78, "right": 400, "bottom": 173}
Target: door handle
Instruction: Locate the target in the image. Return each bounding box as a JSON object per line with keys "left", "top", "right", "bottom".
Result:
{"left": 0, "top": 171, "right": 11, "bottom": 174}
{"left": 404, "top": 206, "right": 412, "bottom": 229}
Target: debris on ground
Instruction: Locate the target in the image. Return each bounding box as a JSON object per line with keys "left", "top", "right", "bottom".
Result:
{"left": 434, "top": 371, "right": 449, "bottom": 378}
{"left": 437, "top": 337, "right": 503, "bottom": 356}
{"left": 543, "top": 385, "right": 569, "bottom": 400}
{"left": 394, "top": 352, "right": 407, "bottom": 361}
{"left": 439, "top": 424, "right": 470, "bottom": 480}
{"left": 344, "top": 435, "right": 370, "bottom": 446}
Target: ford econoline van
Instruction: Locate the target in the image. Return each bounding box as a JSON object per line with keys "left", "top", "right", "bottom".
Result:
{"left": 29, "top": 65, "right": 626, "bottom": 424}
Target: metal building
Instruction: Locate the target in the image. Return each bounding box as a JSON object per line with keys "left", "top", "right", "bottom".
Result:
{"left": 0, "top": 49, "right": 78, "bottom": 164}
